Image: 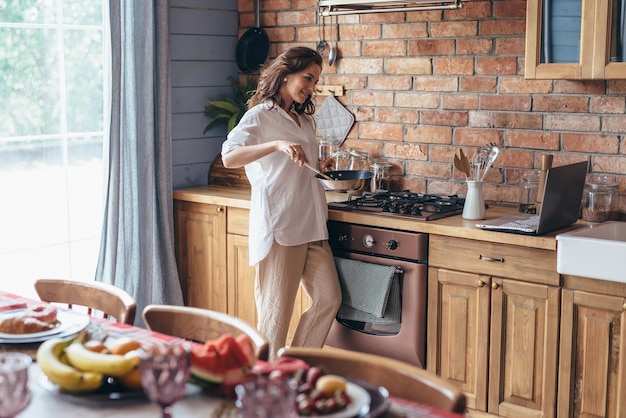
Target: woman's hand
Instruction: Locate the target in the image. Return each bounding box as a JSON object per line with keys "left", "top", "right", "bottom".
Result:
{"left": 320, "top": 157, "right": 335, "bottom": 172}
{"left": 278, "top": 141, "right": 309, "bottom": 166}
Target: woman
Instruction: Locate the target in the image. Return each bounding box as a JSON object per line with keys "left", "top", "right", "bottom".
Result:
{"left": 221, "top": 46, "right": 342, "bottom": 360}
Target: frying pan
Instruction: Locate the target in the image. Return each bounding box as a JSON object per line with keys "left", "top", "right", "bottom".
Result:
{"left": 315, "top": 170, "right": 373, "bottom": 192}
{"left": 236, "top": 0, "right": 270, "bottom": 74}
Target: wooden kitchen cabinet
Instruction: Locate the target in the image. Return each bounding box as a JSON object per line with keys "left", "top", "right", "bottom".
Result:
{"left": 226, "top": 208, "right": 257, "bottom": 325}
{"left": 225, "top": 207, "right": 311, "bottom": 343}
{"left": 428, "top": 235, "right": 560, "bottom": 418}
{"left": 174, "top": 200, "right": 310, "bottom": 343}
{"left": 525, "top": 0, "right": 626, "bottom": 79}
{"left": 558, "top": 276, "right": 626, "bottom": 417}
{"left": 173, "top": 200, "right": 227, "bottom": 312}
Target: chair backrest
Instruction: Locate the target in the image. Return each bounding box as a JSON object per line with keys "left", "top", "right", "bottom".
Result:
{"left": 34, "top": 279, "right": 137, "bottom": 325}
{"left": 142, "top": 304, "right": 269, "bottom": 361}
{"left": 278, "top": 346, "right": 467, "bottom": 414}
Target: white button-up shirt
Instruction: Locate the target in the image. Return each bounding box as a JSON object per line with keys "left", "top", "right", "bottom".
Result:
{"left": 222, "top": 101, "right": 329, "bottom": 265}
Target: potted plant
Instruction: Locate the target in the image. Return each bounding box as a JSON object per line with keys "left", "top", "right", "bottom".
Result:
{"left": 203, "top": 76, "right": 257, "bottom": 134}
{"left": 205, "top": 76, "right": 256, "bottom": 188}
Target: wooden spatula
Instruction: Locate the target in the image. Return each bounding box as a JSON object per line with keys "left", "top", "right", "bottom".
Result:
{"left": 453, "top": 154, "right": 466, "bottom": 178}
{"left": 459, "top": 149, "right": 472, "bottom": 179}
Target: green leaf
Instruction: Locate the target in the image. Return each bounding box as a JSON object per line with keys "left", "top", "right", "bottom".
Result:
{"left": 207, "top": 100, "right": 239, "bottom": 114}
{"left": 227, "top": 114, "right": 240, "bottom": 133}
{"left": 203, "top": 77, "right": 257, "bottom": 135}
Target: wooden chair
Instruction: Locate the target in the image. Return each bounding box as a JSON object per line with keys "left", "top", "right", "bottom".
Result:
{"left": 142, "top": 304, "right": 269, "bottom": 361}
{"left": 34, "top": 279, "right": 136, "bottom": 325}
{"left": 278, "top": 346, "right": 467, "bottom": 414}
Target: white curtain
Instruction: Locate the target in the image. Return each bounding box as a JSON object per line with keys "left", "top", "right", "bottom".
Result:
{"left": 96, "top": 0, "right": 183, "bottom": 326}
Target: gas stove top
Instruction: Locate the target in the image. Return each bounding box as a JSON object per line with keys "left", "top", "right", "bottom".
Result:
{"left": 328, "top": 191, "right": 465, "bottom": 221}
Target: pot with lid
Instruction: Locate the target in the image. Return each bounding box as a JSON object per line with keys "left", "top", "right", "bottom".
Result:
{"left": 346, "top": 148, "right": 370, "bottom": 171}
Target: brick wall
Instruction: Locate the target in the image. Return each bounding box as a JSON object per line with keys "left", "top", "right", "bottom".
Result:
{"left": 239, "top": 0, "right": 626, "bottom": 215}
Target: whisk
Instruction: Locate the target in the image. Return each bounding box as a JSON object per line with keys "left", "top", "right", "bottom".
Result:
{"left": 472, "top": 143, "right": 499, "bottom": 181}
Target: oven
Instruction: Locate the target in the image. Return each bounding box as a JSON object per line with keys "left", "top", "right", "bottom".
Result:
{"left": 324, "top": 220, "right": 428, "bottom": 368}
{"left": 324, "top": 191, "right": 465, "bottom": 368}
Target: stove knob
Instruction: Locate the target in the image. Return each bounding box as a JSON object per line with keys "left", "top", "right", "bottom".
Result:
{"left": 363, "top": 234, "right": 375, "bottom": 248}
{"left": 386, "top": 240, "right": 398, "bottom": 251}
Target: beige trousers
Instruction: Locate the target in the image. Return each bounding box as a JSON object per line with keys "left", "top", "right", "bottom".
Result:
{"left": 255, "top": 240, "right": 342, "bottom": 361}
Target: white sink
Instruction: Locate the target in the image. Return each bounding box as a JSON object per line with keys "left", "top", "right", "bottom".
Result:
{"left": 556, "top": 221, "right": 626, "bottom": 283}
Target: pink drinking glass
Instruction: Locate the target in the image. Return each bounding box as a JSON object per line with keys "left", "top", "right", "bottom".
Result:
{"left": 0, "top": 352, "right": 31, "bottom": 418}
{"left": 235, "top": 375, "right": 299, "bottom": 418}
{"left": 139, "top": 344, "right": 191, "bottom": 418}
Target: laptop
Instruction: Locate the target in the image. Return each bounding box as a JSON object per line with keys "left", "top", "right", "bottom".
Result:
{"left": 476, "top": 161, "right": 588, "bottom": 235}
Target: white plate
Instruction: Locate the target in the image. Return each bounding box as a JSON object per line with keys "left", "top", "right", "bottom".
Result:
{"left": 38, "top": 373, "right": 145, "bottom": 404}
{"left": 39, "top": 373, "right": 201, "bottom": 406}
{"left": 299, "top": 382, "right": 371, "bottom": 418}
{"left": 0, "top": 309, "right": 90, "bottom": 344}
{"left": 0, "top": 310, "right": 63, "bottom": 340}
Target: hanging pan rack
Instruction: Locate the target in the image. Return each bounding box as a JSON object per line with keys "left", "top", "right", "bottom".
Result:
{"left": 319, "top": 0, "right": 463, "bottom": 16}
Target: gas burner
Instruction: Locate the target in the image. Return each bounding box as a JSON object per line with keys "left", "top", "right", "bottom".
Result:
{"left": 329, "top": 190, "right": 465, "bottom": 221}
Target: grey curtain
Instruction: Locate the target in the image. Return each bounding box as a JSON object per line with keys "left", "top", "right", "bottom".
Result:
{"left": 96, "top": 0, "right": 183, "bottom": 327}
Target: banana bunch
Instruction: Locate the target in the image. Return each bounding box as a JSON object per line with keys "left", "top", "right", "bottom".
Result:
{"left": 36, "top": 336, "right": 103, "bottom": 392}
{"left": 37, "top": 334, "right": 138, "bottom": 393}
{"left": 64, "top": 339, "right": 136, "bottom": 377}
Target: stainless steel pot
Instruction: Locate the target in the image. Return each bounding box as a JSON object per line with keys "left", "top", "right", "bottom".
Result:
{"left": 316, "top": 170, "right": 373, "bottom": 192}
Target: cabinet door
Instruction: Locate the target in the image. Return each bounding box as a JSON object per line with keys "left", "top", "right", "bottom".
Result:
{"left": 558, "top": 289, "right": 626, "bottom": 417}
{"left": 174, "top": 200, "right": 227, "bottom": 312}
{"left": 427, "top": 267, "right": 491, "bottom": 411}
{"left": 226, "top": 231, "right": 311, "bottom": 346}
{"left": 488, "top": 278, "right": 560, "bottom": 418}
{"left": 526, "top": 0, "right": 626, "bottom": 79}
{"left": 227, "top": 233, "right": 257, "bottom": 327}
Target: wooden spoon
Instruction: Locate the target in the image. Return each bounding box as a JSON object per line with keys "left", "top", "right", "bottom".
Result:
{"left": 459, "top": 149, "right": 472, "bottom": 178}
{"left": 453, "top": 154, "right": 467, "bottom": 179}
{"left": 304, "top": 163, "right": 334, "bottom": 181}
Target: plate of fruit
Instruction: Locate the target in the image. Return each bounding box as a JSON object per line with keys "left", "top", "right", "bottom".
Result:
{"left": 296, "top": 374, "right": 370, "bottom": 417}
{"left": 37, "top": 334, "right": 146, "bottom": 403}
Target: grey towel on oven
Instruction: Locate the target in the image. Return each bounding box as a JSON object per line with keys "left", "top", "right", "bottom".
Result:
{"left": 334, "top": 257, "right": 401, "bottom": 324}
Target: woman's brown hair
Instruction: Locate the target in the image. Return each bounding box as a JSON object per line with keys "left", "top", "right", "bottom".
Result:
{"left": 248, "top": 46, "right": 323, "bottom": 115}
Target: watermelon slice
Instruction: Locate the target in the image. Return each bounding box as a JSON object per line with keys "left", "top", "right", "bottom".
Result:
{"left": 190, "top": 333, "right": 256, "bottom": 385}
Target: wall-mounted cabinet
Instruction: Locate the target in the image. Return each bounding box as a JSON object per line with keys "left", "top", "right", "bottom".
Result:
{"left": 525, "top": 0, "right": 626, "bottom": 79}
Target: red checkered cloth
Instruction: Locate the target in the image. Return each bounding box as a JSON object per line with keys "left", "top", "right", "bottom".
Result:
{"left": 1, "top": 291, "right": 466, "bottom": 417}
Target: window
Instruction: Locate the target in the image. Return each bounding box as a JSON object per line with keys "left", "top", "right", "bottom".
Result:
{"left": 0, "top": 0, "right": 107, "bottom": 298}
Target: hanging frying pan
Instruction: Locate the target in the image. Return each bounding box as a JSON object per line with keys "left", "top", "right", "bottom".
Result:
{"left": 235, "top": 0, "right": 270, "bottom": 74}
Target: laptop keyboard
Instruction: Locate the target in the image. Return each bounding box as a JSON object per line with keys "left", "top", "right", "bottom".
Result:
{"left": 498, "top": 215, "right": 540, "bottom": 230}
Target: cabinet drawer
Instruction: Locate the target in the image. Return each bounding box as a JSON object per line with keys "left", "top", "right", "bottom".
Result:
{"left": 430, "top": 235, "right": 558, "bottom": 285}
{"left": 227, "top": 207, "right": 249, "bottom": 236}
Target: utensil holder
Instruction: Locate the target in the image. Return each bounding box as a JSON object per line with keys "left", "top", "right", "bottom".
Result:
{"left": 463, "top": 180, "right": 486, "bottom": 220}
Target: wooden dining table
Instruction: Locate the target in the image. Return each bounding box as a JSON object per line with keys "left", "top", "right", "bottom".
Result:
{"left": 0, "top": 290, "right": 464, "bottom": 418}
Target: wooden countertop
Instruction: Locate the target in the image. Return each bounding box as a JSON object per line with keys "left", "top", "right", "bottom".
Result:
{"left": 173, "top": 185, "right": 590, "bottom": 251}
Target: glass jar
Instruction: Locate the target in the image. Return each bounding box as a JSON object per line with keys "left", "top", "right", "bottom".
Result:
{"left": 370, "top": 161, "right": 392, "bottom": 192}
{"left": 519, "top": 170, "right": 540, "bottom": 214}
{"left": 581, "top": 175, "right": 619, "bottom": 222}
{"left": 332, "top": 149, "right": 352, "bottom": 171}
{"left": 346, "top": 148, "right": 370, "bottom": 171}
{"left": 317, "top": 138, "right": 336, "bottom": 162}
